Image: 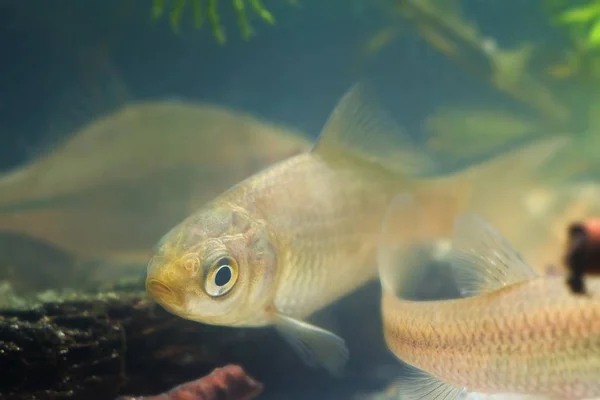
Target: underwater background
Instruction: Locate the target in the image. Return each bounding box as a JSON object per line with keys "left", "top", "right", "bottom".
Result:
{"left": 1, "top": 0, "right": 562, "bottom": 170}
{"left": 2, "top": 1, "right": 600, "bottom": 399}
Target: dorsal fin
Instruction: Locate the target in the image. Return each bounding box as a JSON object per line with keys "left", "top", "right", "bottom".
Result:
{"left": 312, "top": 83, "right": 436, "bottom": 178}
{"left": 448, "top": 213, "right": 539, "bottom": 297}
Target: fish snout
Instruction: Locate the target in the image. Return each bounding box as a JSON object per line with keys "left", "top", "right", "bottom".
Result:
{"left": 146, "top": 278, "right": 185, "bottom": 309}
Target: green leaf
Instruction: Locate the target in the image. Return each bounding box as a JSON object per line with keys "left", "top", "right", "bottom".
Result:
{"left": 233, "top": 0, "right": 252, "bottom": 40}
{"left": 192, "top": 0, "right": 205, "bottom": 29}
{"left": 558, "top": 3, "right": 600, "bottom": 24}
{"left": 250, "top": 0, "right": 276, "bottom": 24}
{"left": 588, "top": 18, "right": 600, "bottom": 46}
{"left": 170, "top": 0, "right": 188, "bottom": 33}
{"left": 151, "top": 0, "right": 165, "bottom": 20}
{"left": 150, "top": 0, "right": 277, "bottom": 43}
{"left": 208, "top": 0, "right": 227, "bottom": 44}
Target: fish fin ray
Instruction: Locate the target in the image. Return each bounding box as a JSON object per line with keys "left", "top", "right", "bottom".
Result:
{"left": 273, "top": 312, "right": 349, "bottom": 377}
{"left": 397, "top": 366, "right": 466, "bottom": 400}
{"left": 448, "top": 213, "right": 539, "bottom": 297}
{"left": 466, "top": 395, "right": 550, "bottom": 400}
{"left": 312, "top": 83, "right": 436, "bottom": 177}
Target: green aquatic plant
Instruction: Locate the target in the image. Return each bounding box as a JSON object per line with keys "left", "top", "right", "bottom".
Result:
{"left": 360, "top": 0, "right": 600, "bottom": 180}
{"left": 546, "top": 0, "right": 600, "bottom": 49}
{"left": 151, "top": 0, "right": 278, "bottom": 44}
{"left": 537, "top": 0, "right": 600, "bottom": 83}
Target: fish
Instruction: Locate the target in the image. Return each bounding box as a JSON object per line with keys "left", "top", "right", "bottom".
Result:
{"left": 0, "top": 101, "right": 310, "bottom": 288}
{"left": 145, "top": 83, "right": 571, "bottom": 376}
{"left": 377, "top": 194, "right": 600, "bottom": 400}
{"left": 145, "top": 84, "right": 438, "bottom": 376}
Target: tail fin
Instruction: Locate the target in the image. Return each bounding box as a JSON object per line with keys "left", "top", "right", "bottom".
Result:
{"left": 377, "top": 136, "right": 570, "bottom": 298}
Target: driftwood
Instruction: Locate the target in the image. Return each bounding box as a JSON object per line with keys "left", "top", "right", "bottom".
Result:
{"left": 0, "top": 279, "right": 415, "bottom": 400}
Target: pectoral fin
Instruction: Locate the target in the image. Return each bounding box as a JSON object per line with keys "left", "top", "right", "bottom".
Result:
{"left": 273, "top": 313, "right": 349, "bottom": 377}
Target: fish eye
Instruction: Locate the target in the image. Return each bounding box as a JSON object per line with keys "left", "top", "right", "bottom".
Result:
{"left": 204, "top": 256, "right": 239, "bottom": 297}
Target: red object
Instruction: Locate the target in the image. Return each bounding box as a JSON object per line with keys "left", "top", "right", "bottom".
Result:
{"left": 116, "top": 365, "right": 263, "bottom": 400}
{"left": 581, "top": 219, "right": 600, "bottom": 244}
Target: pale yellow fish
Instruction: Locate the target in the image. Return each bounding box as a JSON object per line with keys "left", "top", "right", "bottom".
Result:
{"left": 145, "top": 84, "right": 571, "bottom": 376}
{"left": 145, "top": 85, "right": 436, "bottom": 375}
{"left": 378, "top": 195, "right": 600, "bottom": 400}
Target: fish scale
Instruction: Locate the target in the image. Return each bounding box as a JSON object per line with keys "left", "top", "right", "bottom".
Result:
{"left": 384, "top": 284, "right": 600, "bottom": 396}
{"left": 218, "top": 153, "right": 395, "bottom": 320}
{"left": 224, "top": 156, "right": 396, "bottom": 317}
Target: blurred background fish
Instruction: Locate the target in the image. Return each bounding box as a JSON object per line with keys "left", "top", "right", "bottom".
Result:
{"left": 0, "top": 101, "right": 310, "bottom": 260}
{"left": 0, "top": 52, "right": 310, "bottom": 292}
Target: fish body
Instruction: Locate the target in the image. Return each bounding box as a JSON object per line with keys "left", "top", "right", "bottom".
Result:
{"left": 160, "top": 151, "right": 399, "bottom": 325}
{"left": 146, "top": 85, "right": 435, "bottom": 374}
{"left": 382, "top": 278, "right": 600, "bottom": 399}
{"left": 379, "top": 197, "right": 600, "bottom": 400}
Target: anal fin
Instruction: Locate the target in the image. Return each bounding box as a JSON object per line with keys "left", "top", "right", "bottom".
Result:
{"left": 273, "top": 312, "right": 349, "bottom": 377}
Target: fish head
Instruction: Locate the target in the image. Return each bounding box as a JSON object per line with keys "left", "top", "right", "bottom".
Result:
{"left": 146, "top": 203, "right": 279, "bottom": 326}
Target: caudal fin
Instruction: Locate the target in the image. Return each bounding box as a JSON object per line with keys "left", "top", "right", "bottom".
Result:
{"left": 426, "top": 135, "right": 573, "bottom": 272}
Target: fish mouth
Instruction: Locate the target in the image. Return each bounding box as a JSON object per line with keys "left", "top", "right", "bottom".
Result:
{"left": 146, "top": 278, "right": 184, "bottom": 308}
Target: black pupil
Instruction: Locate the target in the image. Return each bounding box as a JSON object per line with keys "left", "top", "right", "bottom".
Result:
{"left": 215, "top": 259, "right": 232, "bottom": 287}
